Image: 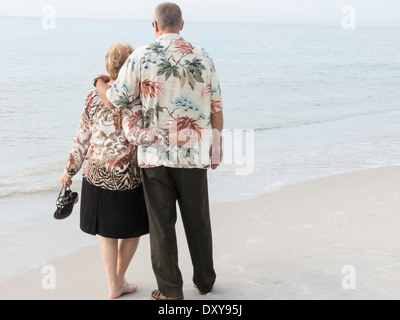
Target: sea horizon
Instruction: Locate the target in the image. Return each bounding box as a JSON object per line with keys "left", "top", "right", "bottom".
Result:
{"left": 2, "top": 15, "right": 400, "bottom": 29}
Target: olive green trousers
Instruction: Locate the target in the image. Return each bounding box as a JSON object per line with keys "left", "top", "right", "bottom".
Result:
{"left": 142, "top": 166, "right": 216, "bottom": 298}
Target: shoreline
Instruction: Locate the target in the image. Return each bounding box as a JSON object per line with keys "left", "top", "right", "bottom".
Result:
{"left": 1, "top": 165, "right": 400, "bottom": 300}
{"left": 0, "top": 164, "right": 385, "bottom": 284}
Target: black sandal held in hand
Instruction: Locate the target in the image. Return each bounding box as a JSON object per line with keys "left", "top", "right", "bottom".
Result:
{"left": 54, "top": 186, "right": 79, "bottom": 220}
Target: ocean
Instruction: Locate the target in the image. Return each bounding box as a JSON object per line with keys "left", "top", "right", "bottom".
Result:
{"left": 0, "top": 17, "right": 399, "bottom": 282}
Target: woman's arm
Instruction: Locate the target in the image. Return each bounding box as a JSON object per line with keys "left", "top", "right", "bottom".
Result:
{"left": 64, "top": 94, "right": 93, "bottom": 180}
{"left": 122, "top": 99, "right": 167, "bottom": 147}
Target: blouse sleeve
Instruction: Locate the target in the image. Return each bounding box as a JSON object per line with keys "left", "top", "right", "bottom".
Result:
{"left": 64, "top": 94, "right": 93, "bottom": 178}
{"left": 122, "top": 99, "right": 166, "bottom": 147}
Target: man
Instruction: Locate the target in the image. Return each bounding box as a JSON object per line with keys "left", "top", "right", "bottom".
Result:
{"left": 95, "top": 2, "right": 223, "bottom": 300}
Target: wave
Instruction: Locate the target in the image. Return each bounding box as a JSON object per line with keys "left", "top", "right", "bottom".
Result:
{"left": 0, "top": 160, "right": 66, "bottom": 180}
{"left": 0, "top": 180, "right": 82, "bottom": 199}
{"left": 253, "top": 107, "right": 399, "bottom": 133}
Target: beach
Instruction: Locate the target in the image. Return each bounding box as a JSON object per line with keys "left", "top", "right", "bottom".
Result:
{"left": 1, "top": 17, "right": 400, "bottom": 301}
{"left": 1, "top": 166, "right": 399, "bottom": 300}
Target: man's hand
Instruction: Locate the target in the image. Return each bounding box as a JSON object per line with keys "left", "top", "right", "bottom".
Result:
{"left": 210, "top": 141, "right": 223, "bottom": 170}
{"left": 96, "top": 75, "right": 110, "bottom": 83}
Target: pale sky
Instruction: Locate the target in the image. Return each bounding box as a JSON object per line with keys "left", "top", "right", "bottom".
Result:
{"left": 1, "top": 0, "right": 399, "bottom": 27}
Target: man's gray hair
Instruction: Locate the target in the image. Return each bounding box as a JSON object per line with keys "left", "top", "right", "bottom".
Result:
{"left": 154, "top": 2, "right": 183, "bottom": 30}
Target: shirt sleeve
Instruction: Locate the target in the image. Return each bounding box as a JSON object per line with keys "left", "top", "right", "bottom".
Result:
{"left": 65, "top": 94, "right": 92, "bottom": 178}
{"left": 210, "top": 63, "right": 223, "bottom": 114}
{"left": 122, "top": 98, "right": 166, "bottom": 147}
{"left": 106, "top": 52, "right": 141, "bottom": 111}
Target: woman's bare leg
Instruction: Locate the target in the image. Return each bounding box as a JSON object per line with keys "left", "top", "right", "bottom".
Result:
{"left": 117, "top": 238, "right": 140, "bottom": 285}
{"left": 101, "top": 237, "right": 137, "bottom": 299}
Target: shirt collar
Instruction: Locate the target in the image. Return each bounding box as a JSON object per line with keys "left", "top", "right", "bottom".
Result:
{"left": 157, "top": 33, "right": 184, "bottom": 41}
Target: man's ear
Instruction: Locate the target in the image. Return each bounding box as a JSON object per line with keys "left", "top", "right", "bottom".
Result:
{"left": 180, "top": 20, "right": 184, "bottom": 31}
{"left": 154, "top": 21, "right": 160, "bottom": 33}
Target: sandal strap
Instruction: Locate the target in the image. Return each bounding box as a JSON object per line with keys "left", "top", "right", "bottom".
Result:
{"left": 151, "top": 289, "right": 183, "bottom": 300}
{"left": 56, "top": 186, "right": 73, "bottom": 208}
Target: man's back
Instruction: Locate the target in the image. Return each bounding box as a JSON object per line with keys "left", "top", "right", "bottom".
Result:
{"left": 107, "top": 33, "right": 223, "bottom": 169}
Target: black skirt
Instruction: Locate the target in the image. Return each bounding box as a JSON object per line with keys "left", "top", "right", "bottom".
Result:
{"left": 80, "top": 178, "right": 149, "bottom": 239}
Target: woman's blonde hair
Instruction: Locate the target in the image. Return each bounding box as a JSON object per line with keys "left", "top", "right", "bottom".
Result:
{"left": 105, "top": 43, "right": 134, "bottom": 80}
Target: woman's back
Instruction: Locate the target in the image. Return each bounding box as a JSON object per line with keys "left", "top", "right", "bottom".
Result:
{"left": 66, "top": 89, "right": 142, "bottom": 191}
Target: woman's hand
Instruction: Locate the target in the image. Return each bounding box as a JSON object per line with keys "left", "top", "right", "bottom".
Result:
{"left": 168, "top": 129, "right": 199, "bottom": 148}
{"left": 60, "top": 174, "right": 72, "bottom": 187}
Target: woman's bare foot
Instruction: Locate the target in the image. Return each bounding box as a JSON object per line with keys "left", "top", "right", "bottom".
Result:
{"left": 109, "top": 283, "right": 138, "bottom": 299}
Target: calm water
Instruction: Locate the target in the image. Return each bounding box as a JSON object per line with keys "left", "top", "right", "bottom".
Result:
{"left": 1, "top": 17, "right": 400, "bottom": 200}
{"left": 0, "top": 17, "right": 400, "bottom": 281}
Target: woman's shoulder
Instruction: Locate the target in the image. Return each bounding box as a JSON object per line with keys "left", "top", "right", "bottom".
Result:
{"left": 85, "top": 88, "right": 101, "bottom": 106}
{"left": 84, "top": 88, "right": 106, "bottom": 113}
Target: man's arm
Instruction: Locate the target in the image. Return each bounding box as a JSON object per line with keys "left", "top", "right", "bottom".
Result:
{"left": 96, "top": 54, "right": 141, "bottom": 111}
{"left": 95, "top": 76, "right": 115, "bottom": 109}
{"left": 209, "top": 56, "right": 224, "bottom": 170}
{"left": 210, "top": 110, "right": 223, "bottom": 170}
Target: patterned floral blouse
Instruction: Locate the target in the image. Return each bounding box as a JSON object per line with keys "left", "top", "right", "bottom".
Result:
{"left": 65, "top": 89, "right": 165, "bottom": 191}
{"left": 106, "top": 33, "right": 223, "bottom": 169}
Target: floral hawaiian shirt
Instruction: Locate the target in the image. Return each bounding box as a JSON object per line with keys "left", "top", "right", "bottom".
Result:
{"left": 106, "top": 33, "right": 223, "bottom": 169}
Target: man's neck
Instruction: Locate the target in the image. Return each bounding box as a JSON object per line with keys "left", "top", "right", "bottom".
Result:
{"left": 156, "top": 30, "right": 180, "bottom": 39}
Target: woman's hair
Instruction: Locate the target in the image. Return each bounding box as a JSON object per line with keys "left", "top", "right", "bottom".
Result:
{"left": 105, "top": 43, "right": 134, "bottom": 80}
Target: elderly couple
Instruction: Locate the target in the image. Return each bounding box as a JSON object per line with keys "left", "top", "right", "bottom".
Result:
{"left": 60, "top": 3, "right": 223, "bottom": 300}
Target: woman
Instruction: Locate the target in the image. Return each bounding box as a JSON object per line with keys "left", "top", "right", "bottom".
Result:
{"left": 60, "top": 43, "right": 165, "bottom": 299}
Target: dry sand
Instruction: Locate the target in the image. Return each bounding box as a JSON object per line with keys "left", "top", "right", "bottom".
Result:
{"left": 1, "top": 166, "right": 399, "bottom": 300}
